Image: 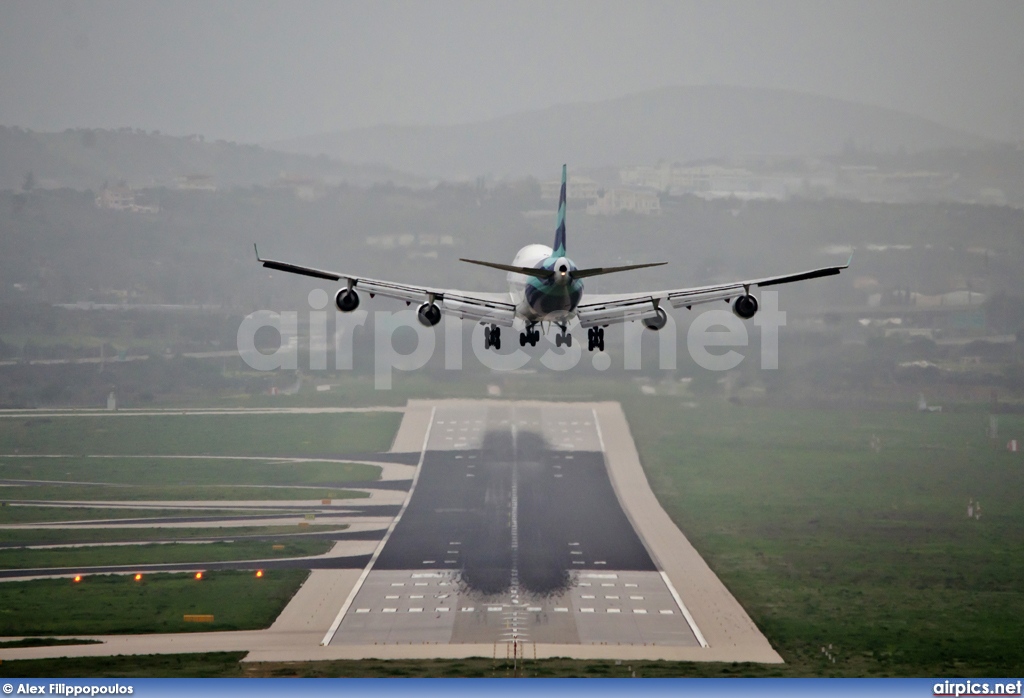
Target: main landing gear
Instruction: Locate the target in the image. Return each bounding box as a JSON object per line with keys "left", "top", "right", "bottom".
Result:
{"left": 519, "top": 324, "right": 540, "bottom": 347}
{"left": 587, "top": 326, "right": 605, "bottom": 352}
{"left": 483, "top": 324, "right": 501, "bottom": 351}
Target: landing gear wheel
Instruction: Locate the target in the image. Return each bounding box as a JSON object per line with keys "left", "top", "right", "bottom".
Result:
{"left": 485, "top": 325, "right": 500, "bottom": 351}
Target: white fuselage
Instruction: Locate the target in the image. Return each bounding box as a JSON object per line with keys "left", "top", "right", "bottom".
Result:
{"left": 506, "top": 244, "right": 583, "bottom": 324}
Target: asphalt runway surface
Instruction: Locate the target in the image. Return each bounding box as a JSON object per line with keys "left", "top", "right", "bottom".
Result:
{"left": 329, "top": 403, "right": 701, "bottom": 647}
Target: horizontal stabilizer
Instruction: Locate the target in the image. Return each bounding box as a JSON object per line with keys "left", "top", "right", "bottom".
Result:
{"left": 572, "top": 262, "right": 667, "bottom": 279}
{"left": 460, "top": 258, "right": 555, "bottom": 279}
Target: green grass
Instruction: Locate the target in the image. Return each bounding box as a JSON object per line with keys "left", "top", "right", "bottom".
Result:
{"left": 0, "top": 538, "right": 332, "bottom": 570}
{"left": 0, "top": 505, "right": 270, "bottom": 525}
{"left": 0, "top": 456, "right": 381, "bottom": 487}
{"left": 621, "top": 397, "right": 1024, "bottom": 676}
{"left": 0, "top": 484, "right": 369, "bottom": 502}
{"left": 0, "top": 652, "right": 248, "bottom": 678}
{"left": 0, "top": 524, "right": 347, "bottom": 547}
{"left": 0, "top": 412, "right": 401, "bottom": 457}
{"left": 0, "top": 570, "right": 309, "bottom": 636}
{"left": 0, "top": 637, "right": 101, "bottom": 648}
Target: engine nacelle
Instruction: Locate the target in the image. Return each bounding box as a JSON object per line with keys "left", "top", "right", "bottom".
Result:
{"left": 416, "top": 302, "right": 442, "bottom": 327}
{"left": 643, "top": 307, "right": 668, "bottom": 331}
{"left": 732, "top": 294, "right": 759, "bottom": 319}
{"left": 335, "top": 288, "right": 360, "bottom": 312}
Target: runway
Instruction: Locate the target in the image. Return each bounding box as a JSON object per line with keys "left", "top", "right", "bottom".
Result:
{"left": 327, "top": 403, "right": 698, "bottom": 648}
{"left": 0, "top": 400, "right": 782, "bottom": 664}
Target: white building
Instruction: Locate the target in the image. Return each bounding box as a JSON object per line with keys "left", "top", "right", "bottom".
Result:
{"left": 540, "top": 176, "right": 601, "bottom": 203}
{"left": 586, "top": 188, "right": 661, "bottom": 215}
{"left": 95, "top": 186, "right": 159, "bottom": 213}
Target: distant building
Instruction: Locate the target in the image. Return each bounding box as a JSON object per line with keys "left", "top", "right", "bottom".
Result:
{"left": 269, "top": 173, "right": 325, "bottom": 201}
{"left": 365, "top": 233, "right": 455, "bottom": 252}
{"left": 620, "top": 162, "right": 827, "bottom": 200}
{"left": 586, "top": 188, "right": 660, "bottom": 215}
{"left": 175, "top": 174, "right": 216, "bottom": 191}
{"left": 95, "top": 186, "right": 159, "bottom": 213}
{"left": 540, "top": 176, "right": 600, "bottom": 203}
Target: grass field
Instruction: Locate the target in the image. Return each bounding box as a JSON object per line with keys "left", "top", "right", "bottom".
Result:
{"left": 0, "top": 408, "right": 398, "bottom": 648}
{"left": 0, "top": 484, "right": 369, "bottom": 502}
{"left": 0, "top": 653, "right": 250, "bottom": 679}
{"left": 0, "top": 505, "right": 271, "bottom": 525}
{"left": 0, "top": 538, "right": 332, "bottom": 570}
{"left": 0, "top": 570, "right": 309, "bottom": 636}
{"left": 0, "top": 524, "right": 348, "bottom": 546}
{"left": 621, "top": 397, "right": 1024, "bottom": 676}
{"left": 0, "top": 456, "right": 381, "bottom": 487}
{"left": 0, "top": 412, "right": 401, "bottom": 457}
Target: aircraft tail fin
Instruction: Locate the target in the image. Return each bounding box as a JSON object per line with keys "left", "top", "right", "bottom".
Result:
{"left": 553, "top": 164, "right": 567, "bottom": 256}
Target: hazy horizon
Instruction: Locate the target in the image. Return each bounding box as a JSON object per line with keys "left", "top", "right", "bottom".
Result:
{"left": 1, "top": 1, "right": 1023, "bottom": 145}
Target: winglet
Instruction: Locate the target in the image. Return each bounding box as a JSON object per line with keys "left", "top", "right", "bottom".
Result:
{"left": 254, "top": 243, "right": 263, "bottom": 262}
{"left": 553, "top": 164, "right": 567, "bottom": 256}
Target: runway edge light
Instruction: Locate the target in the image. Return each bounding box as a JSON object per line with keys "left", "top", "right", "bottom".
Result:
{"left": 255, "top": 570, "right": 264, "bottom": 578}
{"left": 195, "top": 571, "right": 203, "bottom": 580}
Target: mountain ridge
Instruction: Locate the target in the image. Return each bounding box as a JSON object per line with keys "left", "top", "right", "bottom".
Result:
{"left": 274, "top": 85, "right": 989, "bottom": 179}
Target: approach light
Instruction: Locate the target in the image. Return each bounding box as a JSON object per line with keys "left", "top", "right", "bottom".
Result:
{"left": 73, "top": 575, "right": 82, "bottom": 583}
{"left": 134, "top": 573, "right": 143, "bottom": 582}
{"left": 195, "top": 572, "right": 203, "bottom": 580}
{"left": 255, "top": 570, "right": 264, "bottom": 578}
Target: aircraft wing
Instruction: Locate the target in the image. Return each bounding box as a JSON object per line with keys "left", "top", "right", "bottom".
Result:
{"left": 255, "top": 246, "right": 517, "bottom": 327}
{"left": 576, "top": 259, "right": 850, "bottom": 328}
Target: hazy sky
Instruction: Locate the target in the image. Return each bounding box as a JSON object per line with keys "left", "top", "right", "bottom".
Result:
{"left": 1, "top": 0, "right": 1023, "bottom": 143}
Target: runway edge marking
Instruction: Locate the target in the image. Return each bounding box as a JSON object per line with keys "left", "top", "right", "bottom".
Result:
{"left": 320, "top": 405, "right": 436, "bottom": 646}
{"left": 591, "top": 406, "right": 709, "bottom": 649}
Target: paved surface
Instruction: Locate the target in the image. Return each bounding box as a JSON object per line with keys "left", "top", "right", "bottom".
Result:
{"left": 328, "top": 403, "right": 697, "bottom": 649}
{"left": 0, "top": 400, "right": 782, "bottom": 664}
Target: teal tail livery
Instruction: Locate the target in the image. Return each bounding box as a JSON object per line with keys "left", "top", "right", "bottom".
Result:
{"left": 255, "top": 165, "right": 850, "bottom": 353}
{"left": 553, "top": 163, "right": 567, "bottom": 256}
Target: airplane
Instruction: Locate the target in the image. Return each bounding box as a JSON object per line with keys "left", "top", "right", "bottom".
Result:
{"left": 255, "top": 165, "right": 849, "bottom": 352}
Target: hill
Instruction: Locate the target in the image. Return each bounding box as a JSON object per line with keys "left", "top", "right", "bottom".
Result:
{"left": 0, "top": 126, "right": 422, "bottom": 191}
{"left": 274, "top": 85, "right": 988, "bottom": 179}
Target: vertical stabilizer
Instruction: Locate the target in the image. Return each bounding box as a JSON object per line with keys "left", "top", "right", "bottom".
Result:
{"left": 553, "top": 164, "right": 567, "bottom": 256}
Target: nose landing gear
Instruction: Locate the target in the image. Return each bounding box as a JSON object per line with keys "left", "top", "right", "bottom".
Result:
{"left": 519, "top": 324, "right": 540, "bottom": 347}
{"left": 554, "top": 324, "right": 573, "bottom": 348}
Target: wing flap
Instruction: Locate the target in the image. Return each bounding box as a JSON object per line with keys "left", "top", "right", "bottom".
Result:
{"left": 442, "top": 296, "right": 516, "bottom": 327}
{"left": 577, "top": 299, "right": 661, "bottom": 328}
{"left": 256, "top": 245, "right": 515, "bottom": 325}
{"left": 579, "top": 259, "right": 850, "bottom": 325}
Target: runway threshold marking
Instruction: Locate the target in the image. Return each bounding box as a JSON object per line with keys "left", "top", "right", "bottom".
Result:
{"left": 591, "top": 406, "right": 710, "bottom": 650}
{"left": 319, "top": 406, "right": 437, "bottom": 646}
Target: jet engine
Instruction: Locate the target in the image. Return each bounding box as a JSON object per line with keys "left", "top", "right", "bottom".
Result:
{"left": 416, "top": 302, "right": 442, "bottom": 327}
{"left": 732, "top": 294, "right": 759, "bottom": 319}
{"left": 335, "top": 288, "right": 360, "bottom": 312}
{"left": 643, "top": 307, "right": 668, "bottom": 331}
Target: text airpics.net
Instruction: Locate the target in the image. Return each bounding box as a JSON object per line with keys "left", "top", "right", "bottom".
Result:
{"left": 934, "top": 680, "right": 1023, "bottom": 697}
{"left": 236, "top": 290, "right": 788, "bottom": 389}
